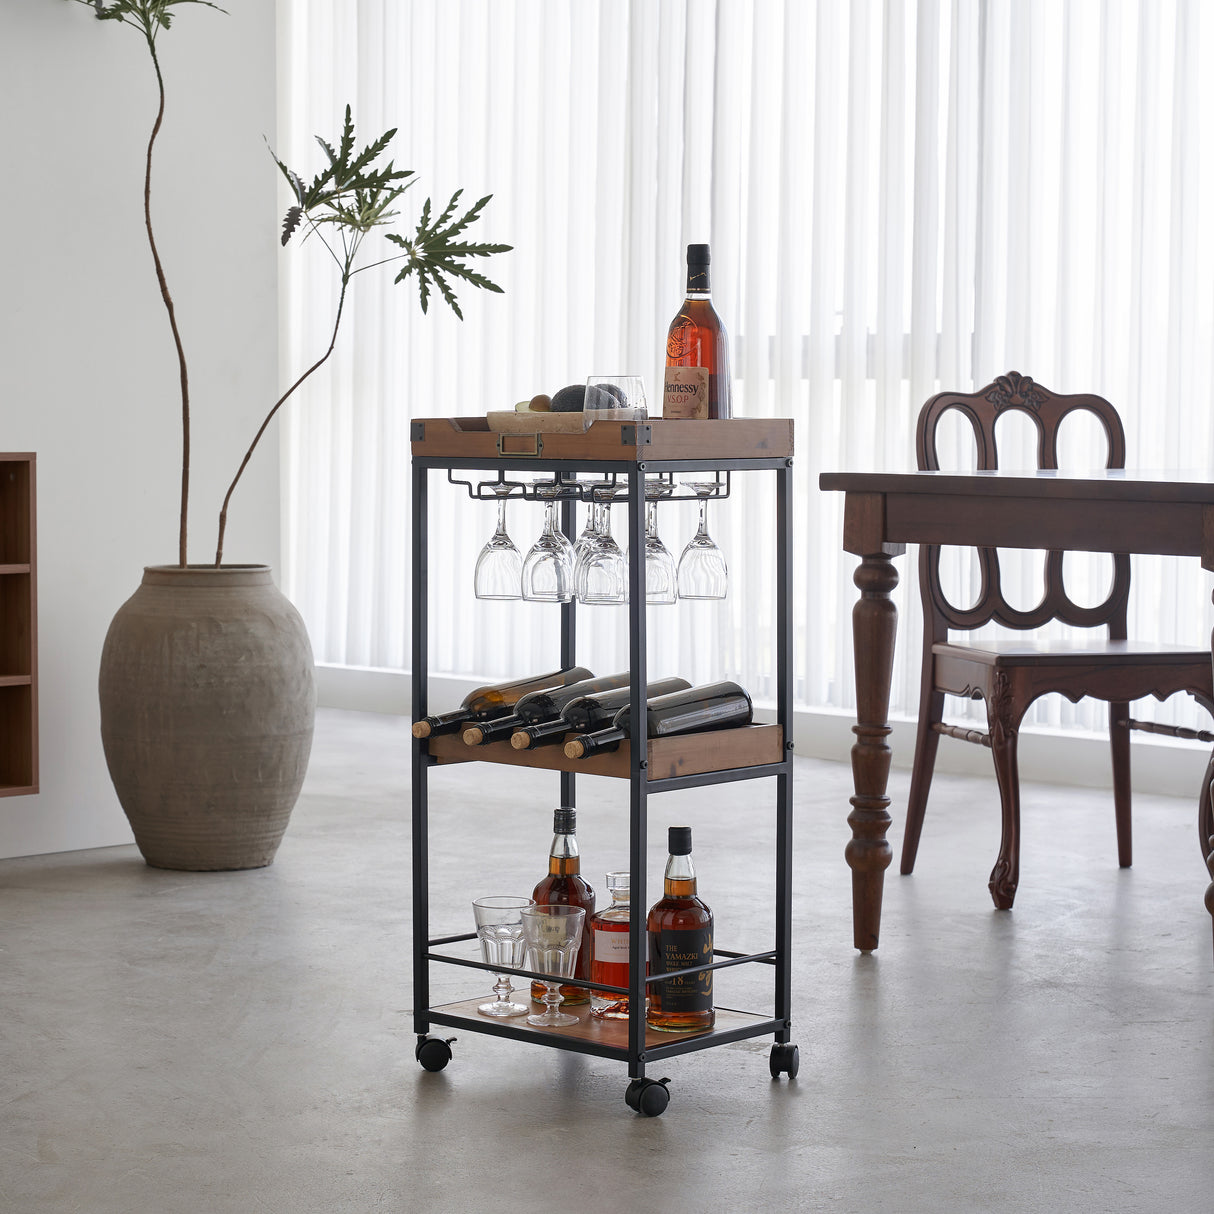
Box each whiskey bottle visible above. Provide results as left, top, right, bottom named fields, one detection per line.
left=531, top=808, right=596, bottom=1004
left=662, top=243, right=732, bottom=420
left=563, top=680, right=752, bottom=759
left=462, top=671, right=632, bottom=746
left=510, top=677, right=692, bottom=750
left=410, top=666, right=592, bottom=739
left=589, top=871, right=645, bottom=1020
left=646, top=826, right=714, bottom=1033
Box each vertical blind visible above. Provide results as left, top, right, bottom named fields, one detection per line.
left=280, top=0, right=1214, bottom=732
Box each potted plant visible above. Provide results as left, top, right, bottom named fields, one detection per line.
left=72, top=0, right=510, bottom=869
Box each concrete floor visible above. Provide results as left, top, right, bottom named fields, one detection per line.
left=2, top=707, right=1212, bottom=1213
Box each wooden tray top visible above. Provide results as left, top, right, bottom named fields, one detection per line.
left=411, top=416, right=794, bottom=463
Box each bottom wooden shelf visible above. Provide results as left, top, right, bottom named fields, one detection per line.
left=426, top=996, right=779, bottom=1061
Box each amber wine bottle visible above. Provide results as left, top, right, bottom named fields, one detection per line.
left=563, top=680, right=752, bottom=759
left=510, top=677, right=692, bottom=750
left=462, top=671, right=632, bottom=746
left=647, top=826, right=714, bottom=1033
left=410, top=667, right=592, bottom=739
left=531, top=808, right=596, bottom=1004
left=662, top=243, right=732, bottom=420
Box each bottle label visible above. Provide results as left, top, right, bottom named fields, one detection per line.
left=593, top=927, right=631, bottom=963
left=648, top=927, right=713, bottom=1012
left=663, top=366, right=710, bottom=419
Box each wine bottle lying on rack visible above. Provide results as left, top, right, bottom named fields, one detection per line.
left=563, top=680, right=753, bottom=759
left=411, top=666, right=593, bottom=739
left=461, top=671, right=633, bottom=746
left=511, top=677, right=692, bottom=750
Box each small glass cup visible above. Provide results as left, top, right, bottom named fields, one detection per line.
left=585, top=375, right=648, bottom=422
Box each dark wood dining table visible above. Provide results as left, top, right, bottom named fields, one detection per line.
left=818, top=466, right=1214, bottom=955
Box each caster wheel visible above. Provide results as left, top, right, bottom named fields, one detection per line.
left=415, top=1036, right=454, bottom=1072
left=625, top=1076, right=671, bottom=1117
left=769, top=1042, right=800, bottom=1079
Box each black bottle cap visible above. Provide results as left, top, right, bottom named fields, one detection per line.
left=668, top=825, right=693, bottom=855
left=554, top=807, right=576, bottom=834
left=686, top=243, right=710, bottom=266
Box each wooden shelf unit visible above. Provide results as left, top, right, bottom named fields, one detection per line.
left=0, top=454, right=37, bottom=796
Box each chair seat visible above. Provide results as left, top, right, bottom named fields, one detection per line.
left=932, top=638, right=1213, bottom=668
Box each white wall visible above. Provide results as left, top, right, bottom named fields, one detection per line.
left=0, top=1, right=280, bottom=858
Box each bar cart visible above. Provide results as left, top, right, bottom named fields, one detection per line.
left=410, top=416, right=796, bottom=1116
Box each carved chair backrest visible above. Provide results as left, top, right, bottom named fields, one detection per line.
left=916, top=372, right=1130, bottom=638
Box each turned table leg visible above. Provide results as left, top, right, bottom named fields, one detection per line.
left=847, top=552, right=900, bottom=951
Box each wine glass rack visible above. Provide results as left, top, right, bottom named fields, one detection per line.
left=410, top=416, right=797, bottom=1115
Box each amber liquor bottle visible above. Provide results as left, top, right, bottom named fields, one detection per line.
left=531, top=808, right=596, bottom=1004
left=662, top=243, right=732, bottom=420
left=646, top=826, right=715, bottom=1033
left=410, top=666, right=592, bottom=739
left=589, top=872, right=645, bottom=1020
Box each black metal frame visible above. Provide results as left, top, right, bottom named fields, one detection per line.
left=411, top=443, right=794, bottom=1082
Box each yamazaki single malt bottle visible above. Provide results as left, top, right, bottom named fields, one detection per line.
left=461, top=671, right=632, bottom=746
left=410, top=667, right=592, bottom=739
left=647, top=826, right=715, bottom=1033
left=662, top=243, right=733, bottom=420
left=531, top=808, right=596, bottom=1005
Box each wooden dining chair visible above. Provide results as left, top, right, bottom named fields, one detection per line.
left=901, top=371, right=1214, bottom=909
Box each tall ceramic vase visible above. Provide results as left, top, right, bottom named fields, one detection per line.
left=98, top=565, right=316, bottom=871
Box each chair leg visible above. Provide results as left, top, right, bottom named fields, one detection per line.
left=986, top=679, right=1023, bottom=910
left=1198, top=747, right=1214, bottom=862
left=902, top=689, right=945, bottom=875
left=1108, top=700, right=1132, bottom=868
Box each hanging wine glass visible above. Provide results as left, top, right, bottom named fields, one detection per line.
left=676, top=481, right=729, bottom=599
left=643, top=479, right=678, bottom=605
left=576, top=485, right=627, bottom=605
left=522, top=482, right=576, bottom=602
left=473, top=484, right=523, bottom=600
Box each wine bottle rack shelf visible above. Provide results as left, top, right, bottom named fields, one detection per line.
left=428, top=723, right=784, bottom=784
left=410, top=419, right=796, bottom=1114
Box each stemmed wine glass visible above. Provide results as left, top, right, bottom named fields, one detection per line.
left=473, top=484, right=523, bottom=600
left=677, top=481, right=729, bottom=599
left=522, top=482, right=576, bottom=602
left=521, top=904, right=586, bottom=1028
left=644, top=479, right=678, bottom=605
left=472, top=896, right=534, bottom=1018
left=575, top=485, right=627, bottom=605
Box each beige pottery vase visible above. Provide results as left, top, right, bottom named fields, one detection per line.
left=98, top=565, right=316, bottom=870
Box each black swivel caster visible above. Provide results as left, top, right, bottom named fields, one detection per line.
left=415, top=1035, right=455, bottom=1072
left=625, top=1076, right=671, bottom=1117
left=769, top=1042, right=800, bottom=1079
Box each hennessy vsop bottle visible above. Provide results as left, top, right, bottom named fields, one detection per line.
left=647, top=826, right=715, bottom=1033
left=662, top=243, right=733, bottom=419
left=531, top=808, right=596, bottom=1004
